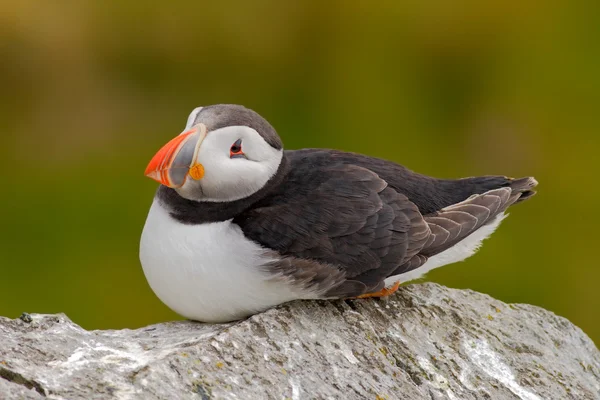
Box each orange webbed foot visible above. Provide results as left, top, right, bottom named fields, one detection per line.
left=355, top=281, right=401, bottom=299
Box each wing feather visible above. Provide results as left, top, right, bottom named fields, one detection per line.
left=422, top=188, right=514, bottom=256
left=236, top=163, right=429, bottom=296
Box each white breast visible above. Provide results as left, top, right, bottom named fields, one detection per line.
left=139, top=200, right=302, bottom=322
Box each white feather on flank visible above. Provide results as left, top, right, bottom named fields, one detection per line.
left=184, top=107, right=203, bottom=131
left=384, top=213, right=507, bottom=286
left=140, top=200, right=306, bottom=323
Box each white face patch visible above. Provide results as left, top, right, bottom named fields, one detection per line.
left=176, top=125, right=283, bottom=202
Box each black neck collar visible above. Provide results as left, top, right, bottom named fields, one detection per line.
left=156, top=154, right=289, bottom=224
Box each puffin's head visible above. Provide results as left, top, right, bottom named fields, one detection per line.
left=145, top=105, right=283, bottom=202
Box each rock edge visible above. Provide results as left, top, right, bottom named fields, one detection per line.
left=1, top=283, right=599, bottom=399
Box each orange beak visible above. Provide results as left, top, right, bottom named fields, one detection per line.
left=144, top=124, right=207, bottom=188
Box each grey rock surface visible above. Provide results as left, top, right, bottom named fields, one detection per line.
left=0, top=283, right=599, bottom=400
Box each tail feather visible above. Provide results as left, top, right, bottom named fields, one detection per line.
left=507, top=176, right=538, bottom=204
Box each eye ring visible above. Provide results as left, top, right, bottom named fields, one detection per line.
left=230, top=139, right=244, bottom=158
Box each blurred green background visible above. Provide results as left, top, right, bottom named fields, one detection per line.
left=1, top=2, right=598, bottom=344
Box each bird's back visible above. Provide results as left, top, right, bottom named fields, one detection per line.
left=284, top=149, right=535, bottom=215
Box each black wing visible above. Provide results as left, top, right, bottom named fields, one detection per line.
left=234, top=163, right=430, bottom=296
left=233, top=150, right=536, bottom=297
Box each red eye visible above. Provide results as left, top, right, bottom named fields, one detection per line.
left=230, top=139, right=244, bottom=158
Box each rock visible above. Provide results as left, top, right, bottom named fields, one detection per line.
left=0, top=283, right=599, bottom=400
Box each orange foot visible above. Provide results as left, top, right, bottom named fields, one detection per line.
left=356, top=281, right=401, bottom=299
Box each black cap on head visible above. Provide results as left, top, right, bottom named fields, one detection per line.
left=194, top=104, right=283, bottom=150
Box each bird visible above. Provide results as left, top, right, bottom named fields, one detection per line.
left=140, top=104, right=537, bottom=323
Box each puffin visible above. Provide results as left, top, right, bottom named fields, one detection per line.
left=140, top=104, right=537, bottom=323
